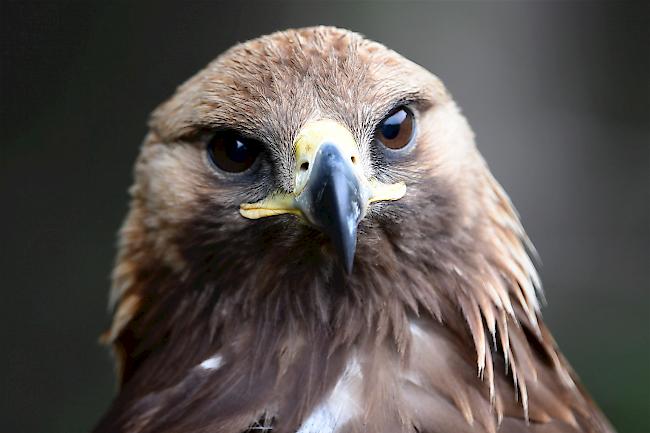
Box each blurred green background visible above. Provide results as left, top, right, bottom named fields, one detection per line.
left=1, top=1, right=648, bottom=432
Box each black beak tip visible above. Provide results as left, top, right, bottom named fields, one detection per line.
left=345, top=258, right=354, bottom=275
left=341, top=245, right=355, bottom=275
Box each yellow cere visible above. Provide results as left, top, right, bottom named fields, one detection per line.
left=293, top=119, right=360, bottom=191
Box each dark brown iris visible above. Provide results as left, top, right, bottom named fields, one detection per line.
left=375, top=107, right=415, bottom=150
left=207, top=131, right=261, bottom=173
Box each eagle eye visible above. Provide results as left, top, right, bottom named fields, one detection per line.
left=375, top=106, right=415, bottom=150
left=207, top=131, right=261, bottom=173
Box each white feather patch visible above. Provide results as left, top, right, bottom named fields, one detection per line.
left=199, top=354, right=224, bottom=370
left=297, top=357, right=362, bottom=433
left=409, top=321, right=427, bottom=340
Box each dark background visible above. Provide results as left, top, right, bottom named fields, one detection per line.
left=1, top=1, right=648, bottom=432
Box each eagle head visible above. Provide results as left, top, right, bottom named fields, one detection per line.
left=98, top=27, right=613, bottom=433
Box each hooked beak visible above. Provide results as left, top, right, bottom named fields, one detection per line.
left=240, top=119, right=406, bottom=273
left=295, top=142, right=363, bottom=273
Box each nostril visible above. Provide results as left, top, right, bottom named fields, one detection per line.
left=300, top=162, right=309, bottom=171
left=351, top=156, right=357, bottom=164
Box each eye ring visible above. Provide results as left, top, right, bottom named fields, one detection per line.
left=374, top=106, right=416, bottom=151
left=206, top=131, right=262, bottom=174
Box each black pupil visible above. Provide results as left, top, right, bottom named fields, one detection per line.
left=380, top=109, right=406, bottom=139
left=226, top=138, right=250, bottom=163
left=208, top=131, right=261, bottom=173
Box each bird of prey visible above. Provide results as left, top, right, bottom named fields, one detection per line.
left=94, top=27, right=615, bottom=433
